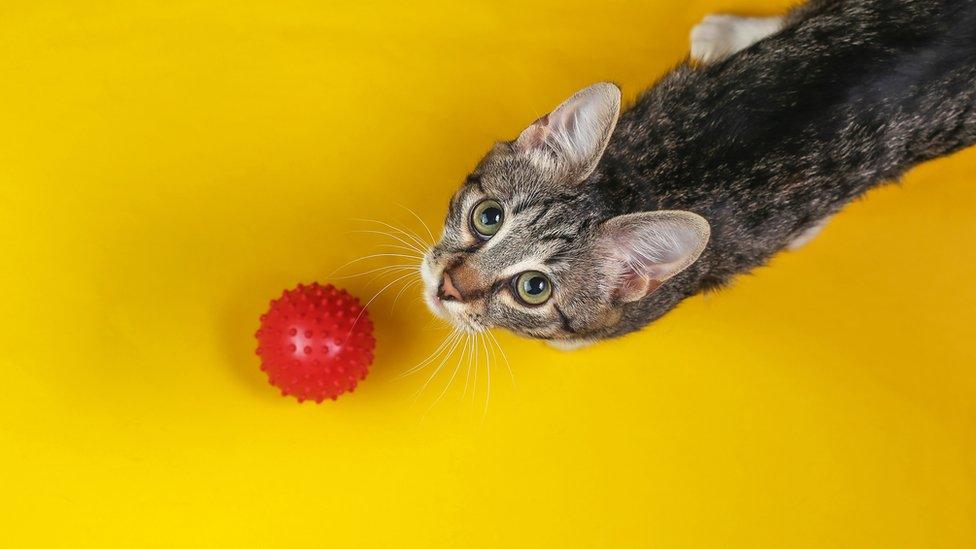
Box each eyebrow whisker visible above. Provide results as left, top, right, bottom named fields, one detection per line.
left=396, top=203, right=437, bottom=244
left=329, top=253, right=421, bottom=276
left=354, top=218, right=432, bottom=252
left=350, top=229, right=427, bottom=255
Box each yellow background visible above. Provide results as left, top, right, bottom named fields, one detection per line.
left=2, top=1, right=974, bottom=546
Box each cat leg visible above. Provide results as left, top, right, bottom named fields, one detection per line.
left=690, top=14, right=785, bottom=64
left=690, top=0, right=838, bottom=64
left=786, top=215, right=833, bottom=251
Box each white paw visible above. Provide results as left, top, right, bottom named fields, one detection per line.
left=690, top=14, right=784, bottom=64
left=786, top=215, right=833, bottom=251
left=547, top=339, right=593, bottom=352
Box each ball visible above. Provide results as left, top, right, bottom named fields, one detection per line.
left=255, top=283, right=375, bottom=403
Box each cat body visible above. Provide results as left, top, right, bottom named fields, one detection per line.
left=422, top=0, right=976, bottom=346
left=597, top=0, right=976, bottom=339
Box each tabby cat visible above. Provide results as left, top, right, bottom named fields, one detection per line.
left=420, top=0, right=976, bottom=349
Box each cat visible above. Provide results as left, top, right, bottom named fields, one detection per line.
left=419, top=0, right=976, bottom=349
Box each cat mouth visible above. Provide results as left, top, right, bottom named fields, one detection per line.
left=423, top=288, right=486, bottom=333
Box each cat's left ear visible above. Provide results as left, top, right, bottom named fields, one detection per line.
left=514, top=82, right=621, bottom=182
left=598, top=211, right=711, bottom=303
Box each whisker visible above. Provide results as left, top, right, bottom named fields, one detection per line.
left=390, top=277, right=422, bottom=314
left=350, top=229, right=427, bottom=255
left=376, top=243, right=426, bottom=256
left=363, top=265, right=419, bottom=289
left=396, top=203, right=436, bottom=244
left=461, top=334, right=475, bottom=400
left=467, top=332, right=479, bottom=407
left=487, top=330, right=516, bottom=389
left=343, top=270, right=417, bottom=343
left=413, top=332, right=466, bottom=401
left=329, top=253, right=421, bottom=277
left=380, top=216, right=434, bottom=250
left=482, top=336, right=492, bottom=421
left=484, top=332, right=497, bottom=413
left=426, top=334, right=471, bottom=413
left=478, top=332, right=492, bottom=407
left=423, top=314, right=448, bottom=330
left=331, top=264, right=418, bottom=281
left=394, top=222, right=432, bottom=250
left=354, top=219, right=431, bottom=253
left=397, top=328, right=460, bottom=379
left=468, top=333, right=482, bottom=403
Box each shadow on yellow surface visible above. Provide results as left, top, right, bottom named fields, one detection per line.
left=1, top=1, right=974, bottom=547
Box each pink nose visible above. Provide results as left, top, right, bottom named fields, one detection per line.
left=439, top=271, right=463, bottom=301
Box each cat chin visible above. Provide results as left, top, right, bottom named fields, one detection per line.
left=546, top=339, right=594, bottom=352
left=423, top=291, right=486, bottom=333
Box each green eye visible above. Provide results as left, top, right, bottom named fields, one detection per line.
left=471, top=199, right=504, bottom=238
left=514, top=271, right=552, bottom=306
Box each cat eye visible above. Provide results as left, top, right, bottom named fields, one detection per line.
left=471, top=199, right=504, bottom=238
left=513, top=271, right=552, bottom=306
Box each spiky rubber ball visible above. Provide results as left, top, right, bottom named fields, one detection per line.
left=255, top=283, right=375, bottom=403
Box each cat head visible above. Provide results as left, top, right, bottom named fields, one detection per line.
left=421, top=83, right=710, bottom=342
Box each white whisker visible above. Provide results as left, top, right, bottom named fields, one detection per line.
left=487, top=330, right=516, bottom=389
left=331, top=264, right=418, bottom=281
left=472, top=334, right=481, bottom=405
left=471, top=332, right=486, bottom=409
left=423, top=315, right=449, bottom=330
left=397, top=203, right=436, bottom=244
left=397, top=328, right=460, bottom=379
left=376, top=243, right=426, bottom=256
left=343, top=270, right=416, bottom=343
left=363, top=265, right=419, bottom=288
left=354, top=218, right=431, bottom=253
left=482, top=336, right=492, bottom=421
left=426, top=334, right=471, bottom=413
left=387, top=218, right=433, bottom=250
left=413, top=332, right=466, bottom=401
left=329, top=253, right=421, bottom=277
left=351, top=229, right=427, bottom=255
left=390, top=277, right=422, bottom=314
left=461, top=333, right=475, bottom=400
left=479, top=332, right=492, bottom=407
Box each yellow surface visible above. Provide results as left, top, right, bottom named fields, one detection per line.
left=2, top=1, right=975, bottom=547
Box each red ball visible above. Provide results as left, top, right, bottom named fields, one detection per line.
left=255, top=283, right=375, bottom=403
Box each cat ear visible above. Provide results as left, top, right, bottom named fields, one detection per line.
left=598, top=211, right=711, bottom=303
left=514, top=82, right=621, bottom=182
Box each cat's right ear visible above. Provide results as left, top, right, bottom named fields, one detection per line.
left=513, top=82, right=621, bottom=182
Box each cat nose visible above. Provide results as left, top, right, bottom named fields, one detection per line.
left=439, top=263, right=482, bottom=302
left=439, top=271, right=463, bottom=301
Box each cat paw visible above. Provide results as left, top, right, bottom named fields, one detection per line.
left=547, top=339, right=593, bottom=352
left=690, top=14, right=784, bottom=64
left=786, top=215, right=833, bottom=250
